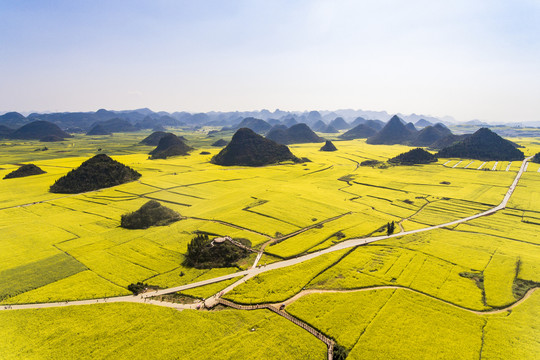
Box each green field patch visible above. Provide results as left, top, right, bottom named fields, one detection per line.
left=3, top=270, right=129, bottom=304
left=0, top=253, right=87, bottom=301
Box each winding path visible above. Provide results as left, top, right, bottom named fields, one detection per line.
left=0, top=156, right=533, bottom=312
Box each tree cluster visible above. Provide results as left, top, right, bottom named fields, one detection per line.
left=184, top=234, right=248, bottom=269
left=388, top=148, right=438, bottom=165
left=120, top=200, right=181, bottom=229
left=386, top=221, right=396, bottom=235
left=50, top=154, right=141, bottom=193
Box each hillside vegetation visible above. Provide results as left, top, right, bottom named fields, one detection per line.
left=437, top=128, right=524, bottom=160
left=50, top=154, right=141, bottom=193
left=3, top=164, right=46, bottom=179
left=388, top=148, right=438, bottom=165
left=212, top=128, right=300, bottom=166
left=120, top=200, right=181, bottom=229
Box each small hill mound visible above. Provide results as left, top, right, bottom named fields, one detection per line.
left=366, top=115, right=413, bottom=145
left=90, top=118, right=136, bottom=133
left=409, top=126, right=449, bottom=147
left=234, top=117, right=271, bottom=133
left=86, top=124, right=112, bottom=135
left=437, top=128, right=524, bottom=161
left=50, top=154, right=141, bottom=193
left=40, top=135, right=65, bottom=142
left=212, top=128, right=300, bottom=166
left=320, top=124, right=338, bottom=133
left=140, top=131, right=173, bottom=146
left=415, top=119, right=433, bottom=128
left=329, top=117, right=350, bottom=130
left=320, top=140, right=337, bottom=152
left=0, top=125, right=14, bottom=138
left=149, top=133, right=193, bottom=159
left=3, top=164, right=46, bottom=179
left=389, top=148, right=438, bottom=165
left=211, top=139, right=228, bottom=147
left=10, top=121, right=72, bottom=140
left=120, top=200, right=181, bottom=229
left=339, top=124, right=377, bottom=140
left=266, top=123, right=323, bottom=144
left=311, top=120, right=327, bottom=132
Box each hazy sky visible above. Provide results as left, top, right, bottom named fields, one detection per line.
left=1, top=0, right=539, bottom=122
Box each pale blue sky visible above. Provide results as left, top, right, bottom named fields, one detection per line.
left=1, top=0, right=539, bottom=122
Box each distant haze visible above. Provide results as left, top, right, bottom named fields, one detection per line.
left=1, top=1, right=539, bottom=123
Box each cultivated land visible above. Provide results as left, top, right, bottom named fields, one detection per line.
left=1, top=130, right=539, bottom=359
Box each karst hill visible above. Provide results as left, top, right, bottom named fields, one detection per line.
left=3, top=164, right=46, bottom=179
left=389, top=148, right=438, bottom=165
left=366, top=115, right=413, bottom=145
left=149, top=133, right=193, bottom=159
left=320, top=140, right=338, bottom=152
left=437, top=128, right=525, bottom=161
left=50, top=154, right=141, bottom=193
left=266, top=123, right=323, bottom=145
left=140, top=131, right=175, bottom=146
left=9, top=121, right=72, bottom=141
left=212, top=128, right=300, bottom=166
left=121, top=200, right=181, bottom=229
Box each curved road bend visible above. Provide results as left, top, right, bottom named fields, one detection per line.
left=1, top=156, right=532, bottom=311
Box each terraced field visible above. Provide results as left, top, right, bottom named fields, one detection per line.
left=1, top=131, right=539, bottom=359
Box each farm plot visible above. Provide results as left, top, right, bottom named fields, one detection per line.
left=454, top=209, right=540, bottom=246
left=347, top=289, right=484, bottom=360
left=483, top=252, right=518, bottom=307
left=483, top=289, right=540, bottom=360
left=507, top=173, right=540, bottom=211
left=3, top=270, right=129, bottom=304
left=266, top=211, right=394, bottom=258
left=0, top=303, right=326, bottom=360
left=408, top=198, right=492, bottom=226
left=308, top=244, right=486, bottom=310
left=0, top=253, right=87, bottom=301
left=286, top=289, right=395, bottom=350
left=224, top=249, right=348, bottom=304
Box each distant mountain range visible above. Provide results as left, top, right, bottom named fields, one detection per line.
left=0, top=108, right=456, bottom=134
